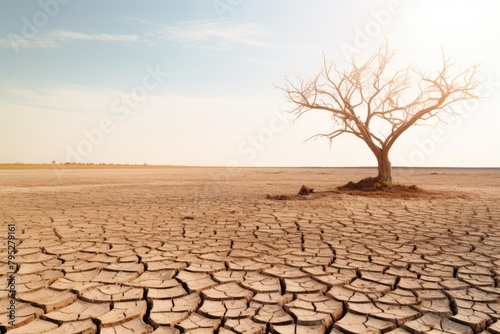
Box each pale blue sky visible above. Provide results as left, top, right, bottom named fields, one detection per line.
left=1, top=0, right=499, bottom=167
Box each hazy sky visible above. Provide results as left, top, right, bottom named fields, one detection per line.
left=1, top=0, right=499, bottom=167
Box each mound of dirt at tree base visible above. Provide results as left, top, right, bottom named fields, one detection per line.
left=265, top=177, right=469, bottom=200
left=338, top=176, right=419, bottom=191
left=337, top=176, right=442, bottom=198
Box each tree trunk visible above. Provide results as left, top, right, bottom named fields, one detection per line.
left=377, top=152, right=392, bottom=182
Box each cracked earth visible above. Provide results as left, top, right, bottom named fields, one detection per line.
left=0, top=167, right=499, bottom=334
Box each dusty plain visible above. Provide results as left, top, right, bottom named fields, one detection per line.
left=0, top=166, right=499, bottom=334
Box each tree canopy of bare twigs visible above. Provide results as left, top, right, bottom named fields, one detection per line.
left=282, top=42, right=481, bottom=183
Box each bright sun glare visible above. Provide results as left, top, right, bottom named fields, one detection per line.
left=427, top=0, right=486, bottom=30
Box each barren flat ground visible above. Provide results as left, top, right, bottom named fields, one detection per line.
left=1, top=167, right=499, bottom=334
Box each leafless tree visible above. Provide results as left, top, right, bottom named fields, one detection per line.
left=282, top=42, right=481, bottom=183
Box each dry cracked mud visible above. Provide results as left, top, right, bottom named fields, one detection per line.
left=0, top=167, right=499, bottom=334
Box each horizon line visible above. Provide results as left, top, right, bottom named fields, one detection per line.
left=1, top=163, right=500, bottom=170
